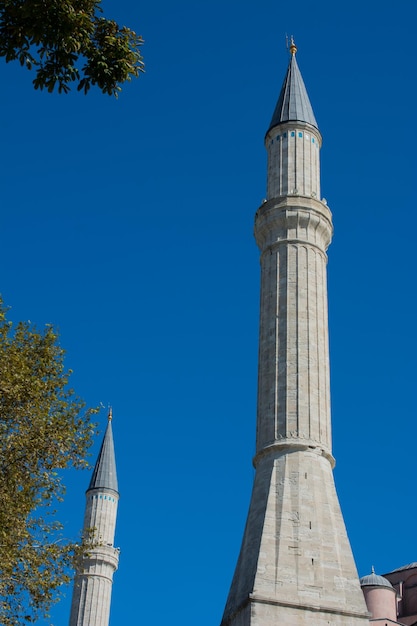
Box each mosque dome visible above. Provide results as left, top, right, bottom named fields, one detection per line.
left=360, top=568, right=394, bottom=589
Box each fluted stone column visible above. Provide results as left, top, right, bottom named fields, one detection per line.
left=255, top=196, right=332, bottom=456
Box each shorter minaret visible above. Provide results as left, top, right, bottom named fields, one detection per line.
left=69, top=410, right=120, bottom=626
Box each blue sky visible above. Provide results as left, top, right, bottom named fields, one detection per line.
left=0, top=0, right=416, bottom=624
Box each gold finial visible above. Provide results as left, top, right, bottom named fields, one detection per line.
left=108, top=406, right=113, bottom=421
left=289, top=36, right=297, bottom=56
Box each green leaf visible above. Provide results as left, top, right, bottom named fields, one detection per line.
left=0, top=296, right=98, bottom=624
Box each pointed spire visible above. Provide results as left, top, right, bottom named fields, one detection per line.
left=88, top=409, right=118, bottom=494
left=267, top=39, right=318, bottom=133
left=289, top=35, right=297, bottom=56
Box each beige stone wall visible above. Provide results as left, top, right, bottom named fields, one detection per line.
left=69, top=550, right=118, bottom=626
left=69, top=489, right=119, bottom=626
left=254, top=196, right=333, bottom=456
left=222, top=450, right=369, bottom=625
left=250, top=596, right=370, bottom=625
left=84, top=489, right=119, bottom=546
left=266, top=122, right=321, bottom=200
left=221, top=196, right=369, bottom=625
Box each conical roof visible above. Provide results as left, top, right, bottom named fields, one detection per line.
left=88, top=413, right=118, bottom=494
left=267, top=42, right=318, bottom=133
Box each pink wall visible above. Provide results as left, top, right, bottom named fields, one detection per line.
left=362, top=586, right=397, bottom=622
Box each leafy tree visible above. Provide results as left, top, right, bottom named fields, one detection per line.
left=0, top=299, right=97, bottom=625
left=0, top=0, right=144, bottom=95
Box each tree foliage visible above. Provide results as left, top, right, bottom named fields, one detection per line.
left=0, top=0, right=144, bottom=95
left=0, top=299, right=97, bottom=625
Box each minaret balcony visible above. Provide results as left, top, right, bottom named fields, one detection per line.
left=254, top=196, right=333, bottom=254
left=81, top=544, right=120, bottom=573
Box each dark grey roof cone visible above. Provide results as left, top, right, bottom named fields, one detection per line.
left=88, top=409, right=118, bottom=494
left=267, top=39, right=318, bottom=133
left=360, top=567, right=394, bottom=589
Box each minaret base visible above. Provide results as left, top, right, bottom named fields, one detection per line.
left=221, top=449, right=370, bottom=626
left=225, top=597, right=370, bottom=626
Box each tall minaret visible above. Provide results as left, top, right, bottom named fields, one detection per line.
left=221, top=41, right=370, bottom=626
left=69, top=410, right=119, bottom=626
